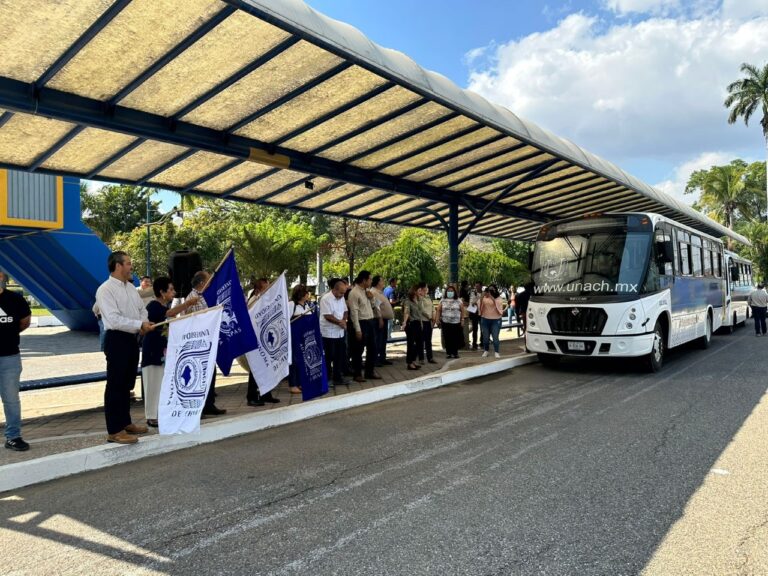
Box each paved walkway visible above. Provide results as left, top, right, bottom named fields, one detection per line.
left=2, top=325, right=527, bottom=466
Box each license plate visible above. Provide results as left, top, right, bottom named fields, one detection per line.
left=567, top=341, right=586, bottom=351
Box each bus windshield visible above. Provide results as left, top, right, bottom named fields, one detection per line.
left=532, top=216, right=653, bottom=296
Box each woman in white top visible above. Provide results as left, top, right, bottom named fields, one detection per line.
left=288, top=285, right=311, bottom=394
left=436, top=284, right=465, bottom=358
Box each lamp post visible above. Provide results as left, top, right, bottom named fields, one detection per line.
left=146, top=193, right=151, bottom=277
left=144, top=202, right=180, bottom=278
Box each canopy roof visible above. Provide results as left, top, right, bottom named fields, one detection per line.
left=0, top=0, right=749, bottom=244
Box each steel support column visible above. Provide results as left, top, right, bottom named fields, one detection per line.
left=448, top=202, right=460, bottom=284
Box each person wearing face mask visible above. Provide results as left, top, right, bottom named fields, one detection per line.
left=0, top=270, right=32, bottom=451
left=479, top=284, right=507, bottom=358
left=436, top=284, right=465, bottom=359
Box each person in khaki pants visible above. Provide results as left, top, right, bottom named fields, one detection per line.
left=371, top=275, right=394, bottom=366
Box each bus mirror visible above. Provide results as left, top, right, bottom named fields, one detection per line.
left=656, top=241, right=674, bottom=264
left=730, top=266, right=739, bottom=281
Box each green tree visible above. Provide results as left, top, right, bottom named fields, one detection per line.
left=328, top=218, right=393, bottom=280
left=363, top=233, right=442, bottom=290
left=685, top=162, right=754, bottom=238
left=725, top=62, right=768, bottom=215
left=81, top=184, right=161, bottom=243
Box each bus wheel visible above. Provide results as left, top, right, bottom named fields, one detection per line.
left=645, top=322, right=664, bottom=373
left=537, top=353, right=560, bottom=367
left=698, top=314, right=712, bottom=349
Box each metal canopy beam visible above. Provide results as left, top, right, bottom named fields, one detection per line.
left=86, top=137, right=145, bottom=179
left=0, top=111, right=13, bottom=129
left=34, top=0, right=132, bottom=89
left=180, top=158, right=244, bottom=194
left=109, top=6, right=237, bottom=106
left=172, top=35, right=301, bottom=120
left=0, top=77, right=544, bottom=223
left=29, top=125, right=85, bottom=171
left=458, top=159, right=559, bottom=243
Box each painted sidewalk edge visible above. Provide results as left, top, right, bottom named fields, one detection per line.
left=0, top=354, right=538, bottom=493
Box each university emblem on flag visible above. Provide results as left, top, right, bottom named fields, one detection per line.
left=303, top=331, right=323, bottom=371
left=260, top=310, right=288, bottom=355
left=219, top=296, right=239, bottom=337
left=173, top=341, right=212, bottom=408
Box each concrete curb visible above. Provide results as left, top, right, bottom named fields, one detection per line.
left=0, top=354, right=538, bottom=493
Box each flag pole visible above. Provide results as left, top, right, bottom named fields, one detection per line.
left=152, top=304, right=224, bottom=328
left=199, top=246, right=234, bottom=294
left=247, top=269, right=289, bottom=310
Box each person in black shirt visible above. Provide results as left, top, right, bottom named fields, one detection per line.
left=0, top=270, right=32, bottom=451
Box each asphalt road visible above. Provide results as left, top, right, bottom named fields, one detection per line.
left=3, top=323, right=767, bottom=576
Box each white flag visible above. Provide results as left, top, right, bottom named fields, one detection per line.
left=245, top=273, right=291, bottom=395
left=158, top=306, right=223, bottom=435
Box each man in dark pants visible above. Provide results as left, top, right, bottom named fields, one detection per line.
left=320, top=279, right=352, bottom=386
left=748, top=283, right=768, bottom=336
left=95, top=251, right=153, bottom=444
left=347, top=271, right=381, bottom=383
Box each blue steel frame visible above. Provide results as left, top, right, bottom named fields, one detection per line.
left=0, top=0, right=718, bottom=248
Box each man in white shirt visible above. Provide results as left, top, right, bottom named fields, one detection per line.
left=95, top=251, right=154, bottom=444
left=320, top=278, right=351, bottom=387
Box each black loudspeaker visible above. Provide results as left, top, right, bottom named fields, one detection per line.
left=168, top=250, right=202, bottom=297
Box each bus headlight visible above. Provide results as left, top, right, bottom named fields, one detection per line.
left=528, top=312, right=534, bottom=319
left=629, top=313, right=636, bottom=320
left=530, top=320, right=536, bottom=327
left=626, top=322, right=633, bottom=329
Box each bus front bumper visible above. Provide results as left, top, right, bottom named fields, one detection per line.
left=526, top=332, right=655, bottom=358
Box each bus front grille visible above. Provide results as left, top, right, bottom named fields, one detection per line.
left=547, top=307, right=608, bottom=336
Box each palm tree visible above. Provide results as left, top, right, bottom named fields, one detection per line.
left=724, top=62, right=768, bottom=219
left=686, top=164, right=752, bottom=225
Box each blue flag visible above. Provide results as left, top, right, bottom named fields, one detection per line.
left=290, top=310, right=328, bottom=401
left=202, top=251, right=257, bottom=376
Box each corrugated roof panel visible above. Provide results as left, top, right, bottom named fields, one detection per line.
left=0, top=113, right=76, bottom=166
left=0, top=0, right=112, bottom=84
left=297, top=183, right=366, bottom=209
left=367, top=199, right=428, bottom=220
left=236, top=65, right=388, bottom=142
left=405, top=138, right=522, bottom=183
left=428, top=146, right=547, bottom=188
left=43, top=128, right=137, bottom=174
left=181, top=40, right=342, bottom=129
left=511, top=172, right=605, bottom=200
left=316, top=189, right=386, bottom=213
left=318, top=101, right=452, bottom=162
left=281, top=86, right=421, bottom=152
left=519, top=182, right=625, bottom=212
left=231, top=170, right=307, bottom=200
left=352, top=115, right=478, bottom=170
left=149, top=151, right=235, bottom=188
left=267, top=176, right=339, bottom=205
left=347, top=195, right=402, bottom=217
left=99, top=140, right=189, bottom=181
left=47, top=0, right=223, bottom=101
left=456, top=154, right=558, bottom=193
left=121, top=11, right=291, bottom=117
left=197, top=162, right=273, bottom=194
left=381, top=127, right=501, bottom=177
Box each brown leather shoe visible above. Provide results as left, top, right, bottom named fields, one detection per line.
left=107, top=431, right=138, bottom=444
left=125, top=423, right=148, bottom=435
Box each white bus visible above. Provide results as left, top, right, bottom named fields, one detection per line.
left=720, top=250, right=753, bottom=332
left=526, top=213, right=727, bottom=371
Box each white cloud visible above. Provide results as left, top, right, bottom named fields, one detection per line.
left=721, top=0, right=768, bottom=20
left=653, top=151, right=735, bottom=205
left=602, top=0, right=680, bottom=16
left=466, top=9, right=768, bottom=170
